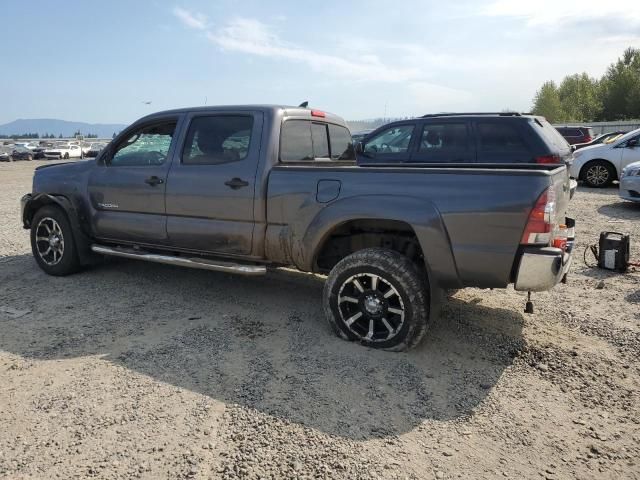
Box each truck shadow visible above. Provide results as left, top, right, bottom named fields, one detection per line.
left=0, top=255, right=524, bottom=440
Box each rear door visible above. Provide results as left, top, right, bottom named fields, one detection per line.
left=88, top=117, right=181, bottom=244
left=164, top=111, right=264, bottom=255
left=409, top=120, right=474, bottom=163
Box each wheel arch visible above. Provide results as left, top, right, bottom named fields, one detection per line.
left=24, top=193, right=96, bottom=266
left=302, top=194, right=462, bottom=290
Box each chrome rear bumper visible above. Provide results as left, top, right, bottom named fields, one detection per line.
left=514, top=217, right=575, bottom=292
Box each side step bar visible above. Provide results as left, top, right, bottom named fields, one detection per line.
left=91, top=244, right=267, bottom=276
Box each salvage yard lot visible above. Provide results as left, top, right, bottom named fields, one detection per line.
left=1, top=161, right=639, bottom=479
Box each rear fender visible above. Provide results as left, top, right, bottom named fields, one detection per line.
left=300, top=194, right=462, bottom=289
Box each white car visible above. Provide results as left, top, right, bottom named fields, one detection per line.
left=44, top=144, right=83, bottom=160
left=620, top=161, right=640, bottom=203
left=569, top=128, right=640, bottom=187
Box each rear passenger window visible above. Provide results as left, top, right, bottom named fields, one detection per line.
left=182, top=115, right=253, bottom=165
left=281, top=120, right=355, bottom=162
left=477, top=123, right=527, bottom=151
left=418, top=123, right=467, bottom=152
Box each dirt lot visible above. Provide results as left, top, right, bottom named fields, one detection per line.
left=1, top=160, right=639, bottom=480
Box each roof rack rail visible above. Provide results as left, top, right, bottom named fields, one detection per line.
left=421, top=112, right=523, bottom=118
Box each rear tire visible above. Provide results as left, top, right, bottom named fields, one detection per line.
left=30, top=205, right=81, bottom=276
left=64, top=153, right=70, bottom=159
left=27, top=154, right=33, bottom=161
left=323, top=248, right=430, bottom=351
left=582, top=160, right=615, bottom=188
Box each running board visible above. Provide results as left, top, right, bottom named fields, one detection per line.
left=91, top=244, right=267, bottom=276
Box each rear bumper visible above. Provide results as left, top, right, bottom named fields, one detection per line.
left=514, top=217, right=575, bottom=292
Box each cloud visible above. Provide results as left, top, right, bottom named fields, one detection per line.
left=482, top=0, right=640, bottom=27
left=173, top=7, right=207, bottom=30
left=206, top=17, right=422, bottom=83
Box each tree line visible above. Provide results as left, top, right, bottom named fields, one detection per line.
left=531, top=47, right=640, bottom=123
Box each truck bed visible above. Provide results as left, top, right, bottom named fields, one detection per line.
left=265, top=162, right=571, bottom=290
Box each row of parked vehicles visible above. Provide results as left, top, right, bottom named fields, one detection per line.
left=0, top=141, right=107, bottom=162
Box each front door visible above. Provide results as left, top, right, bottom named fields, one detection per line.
left=87, top=117, right=180, bottom=244
left=619, top=133, right=640, bottom=171
left=164, top=112, right=263, bottom=255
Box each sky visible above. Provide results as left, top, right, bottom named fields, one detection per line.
left=2, top=0, right=640, bottom=125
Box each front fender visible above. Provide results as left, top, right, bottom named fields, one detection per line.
left=21, top=193, right=97, bottom=266
left=297, top=194, right=462, bottom=289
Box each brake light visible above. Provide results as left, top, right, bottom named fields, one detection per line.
left=311, top=110, right=325, bottom=118
left=521, top=188, right=556, bottom=245
left=583, top=136, right=592, bottom=142
left=535, top=154, right=561, bottom=164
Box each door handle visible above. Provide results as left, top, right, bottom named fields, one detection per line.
left=145, top=176, right=164, bottom=186
left=225, top=177, right=249, bottom=190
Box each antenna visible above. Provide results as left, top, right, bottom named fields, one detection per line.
left=298, top=101, right=309, bottom=108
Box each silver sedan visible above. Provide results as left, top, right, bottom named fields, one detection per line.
left=620, top=161, right=640, bottom=203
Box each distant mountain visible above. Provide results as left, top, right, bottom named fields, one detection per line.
left=0, top=119, right=128, bottom=138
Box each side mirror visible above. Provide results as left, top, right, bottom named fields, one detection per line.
left=627, top=139, right=638, bottom=148
left=355, top=141, right=364, bottom=154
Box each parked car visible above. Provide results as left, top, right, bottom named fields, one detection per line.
left=44, top=144, right=82, bottom=159
left=555, top=126, right=595, bottom=145
left=10, top=146, right=34, bottom=161
left=21, top=105, right=575, bottom=351
left=30, top=146, right=47, bottom=159
left=573, top=131, right=626, bottom=150
left=355, top=112, right=574, bottom=166
left=0, top=146, right=12, bottom=162
left=85, top=143, right=107, bottom=158
left=619, top=161, right=640, bottom=202
left=569, top=128, right=640, bottom=187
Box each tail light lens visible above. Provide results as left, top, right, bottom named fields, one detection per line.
left=521, top=188, right=556, bottom=245
left=535, top=154, right=561, bottom=164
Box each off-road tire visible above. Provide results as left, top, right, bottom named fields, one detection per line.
left=30, top=205, right=81, bottom=276
left=323, top=248, right=430, bottom=351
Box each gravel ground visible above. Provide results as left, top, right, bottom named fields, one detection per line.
left=1, top=160, right=639, bottom=480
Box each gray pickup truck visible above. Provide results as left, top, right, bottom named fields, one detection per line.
left=21, top=105, right=575, bottom=351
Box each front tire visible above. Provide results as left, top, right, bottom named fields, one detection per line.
left=64, top=153, right=70, bottom=159
left=323, top=248, right=430, bottom=351
left=30, top=205, right=80, bottom=276
left=582, top=160, right=615, bottom=188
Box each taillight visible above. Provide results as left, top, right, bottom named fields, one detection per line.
left=521, top=188, right=556, bottom=245
left=583, top=136, right=592, bottom=143
left=535, top=154, right=561, bottom=164
left=311, top=110, right=325, bottom=118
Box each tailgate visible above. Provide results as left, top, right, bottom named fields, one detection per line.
left=549, top=166, right=572, bottom=227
